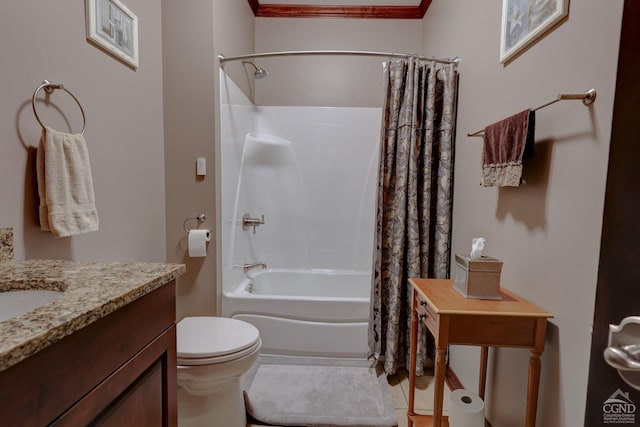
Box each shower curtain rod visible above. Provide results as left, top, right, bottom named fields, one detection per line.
left=218, top=50, right=459, bottom=66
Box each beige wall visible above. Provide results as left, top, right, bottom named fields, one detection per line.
left=162, top=0, right=254, bottom=320
left=254, top=18, right=424, bottom=107
left=421, top=1, right=623, bottom=426
left=0, top=0, right=166, bottom=262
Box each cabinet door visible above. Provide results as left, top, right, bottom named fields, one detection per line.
left=93, top=361, right=164, bottom=427
left=52, top=326, right=176, bottom=427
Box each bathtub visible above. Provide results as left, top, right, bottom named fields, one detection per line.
left=222, top=269, right=371, bottom=359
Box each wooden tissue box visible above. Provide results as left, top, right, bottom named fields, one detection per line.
left=453, top=253, right=503, bottom=300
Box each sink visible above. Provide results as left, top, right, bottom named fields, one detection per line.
left=0, top=290, right=63, bottom=322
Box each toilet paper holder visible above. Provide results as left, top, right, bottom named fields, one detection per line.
left=183, top=214, right=206, bottom=233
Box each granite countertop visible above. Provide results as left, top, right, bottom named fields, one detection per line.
left=0, top=259, right=185, bottom=372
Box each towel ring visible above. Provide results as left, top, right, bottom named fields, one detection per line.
left=32, top=80, right=86, bottom=135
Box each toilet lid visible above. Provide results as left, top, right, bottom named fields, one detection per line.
left=177, top=316, right=260, bottom=359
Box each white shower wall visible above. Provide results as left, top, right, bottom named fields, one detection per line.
left=220, top=72, right=381, bottom=293
left=220, top=74, right=255, bottom=290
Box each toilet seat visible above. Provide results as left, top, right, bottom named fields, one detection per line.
left=178, top=339, right=262, bottom=366
left=177, top=316, right=261, bottom=366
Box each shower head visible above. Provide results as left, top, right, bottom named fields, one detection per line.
left=242, top=60, right=269, bottom=79
left=254, top=67, right=269, bottom=79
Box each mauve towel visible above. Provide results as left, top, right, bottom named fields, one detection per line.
left=481, top=109, right=535, bottom=187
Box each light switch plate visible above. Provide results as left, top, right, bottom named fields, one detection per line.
left=196, top=156, right=206, bottom=176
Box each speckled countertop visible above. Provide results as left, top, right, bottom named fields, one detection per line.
left=0, top=259, right=185, bottom=372
left=0, top=228, right=13, bottom=262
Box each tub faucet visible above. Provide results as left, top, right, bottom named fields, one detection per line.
left=243, top=262, right=267, bottom=273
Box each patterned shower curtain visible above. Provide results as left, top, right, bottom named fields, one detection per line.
left=368, top=58, right=458, bottom=376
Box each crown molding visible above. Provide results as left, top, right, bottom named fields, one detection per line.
left=248, top=0, right=431, bottom=19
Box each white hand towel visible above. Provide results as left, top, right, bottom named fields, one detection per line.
left=36, top=127, right=99, bottom=237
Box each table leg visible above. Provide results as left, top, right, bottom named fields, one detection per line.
left=433, top=345, right=447, bottom=427
left=525, top=349, right=542, bottom=427
left=408, top=290, right=418, bottom=427
left=479, top=346, right=488, bottom=400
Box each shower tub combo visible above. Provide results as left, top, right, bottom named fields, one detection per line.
left=220, top=72, right=380, bottom=360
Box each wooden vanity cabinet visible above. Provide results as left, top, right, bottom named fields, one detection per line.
left=0, top=280, right=177, bottom=427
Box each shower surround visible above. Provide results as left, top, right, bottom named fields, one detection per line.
left=220, top=72, right=380, bottom=359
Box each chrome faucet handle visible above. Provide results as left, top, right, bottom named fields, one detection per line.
left=242, top=213, right=265, bottom=234
left=252, top=215, right=264, bottom=234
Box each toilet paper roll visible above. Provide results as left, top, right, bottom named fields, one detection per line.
left=188, top=229, right=211, bottom=257
left=449, top=389, right=485, bottom=427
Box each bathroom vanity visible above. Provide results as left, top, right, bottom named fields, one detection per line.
left=0, top=257, right=185, bottom=426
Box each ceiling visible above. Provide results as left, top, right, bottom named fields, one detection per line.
left=247, top=0, right=432, bottom=19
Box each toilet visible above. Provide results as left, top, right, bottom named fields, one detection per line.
left=176, top=316, right=261, bottom=427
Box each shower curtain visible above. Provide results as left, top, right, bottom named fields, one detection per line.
left=369, top=58, right=458, bottom=376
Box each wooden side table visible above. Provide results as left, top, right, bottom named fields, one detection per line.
left=407, top=279, right=552, bottom=427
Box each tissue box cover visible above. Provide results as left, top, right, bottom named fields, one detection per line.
left=453, top=254, right=503, bottom=300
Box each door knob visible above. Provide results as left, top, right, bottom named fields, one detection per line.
left=604, top=345, right=640, bottom=371
left=604, top=316, right=640, bottom=390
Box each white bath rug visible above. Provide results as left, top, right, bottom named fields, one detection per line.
left=244, top=358, right=397, bottom=426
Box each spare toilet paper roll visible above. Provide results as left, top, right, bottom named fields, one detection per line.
left=188, top=229, right=211, bottom=257
left=449, top=389, right=485, bottom=427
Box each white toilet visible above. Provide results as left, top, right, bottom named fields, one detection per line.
left=176, top=316, right=261, bottom=427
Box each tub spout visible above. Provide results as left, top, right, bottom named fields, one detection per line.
left=243, top=262, right=267, bottom=273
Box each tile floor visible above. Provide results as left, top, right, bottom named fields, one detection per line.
left=388, top=368, right=451, bottom=427
left=248, top=367, right=450, bottom=427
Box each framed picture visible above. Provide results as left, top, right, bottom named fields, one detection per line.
left=85, top=0, right=139, bottom=68
left=500, top=0, right=568, bottom=63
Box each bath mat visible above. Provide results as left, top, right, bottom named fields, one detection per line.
left=244, top=358, right=397, bottom=426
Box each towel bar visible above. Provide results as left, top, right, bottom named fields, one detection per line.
left=467, top=89, right=596, bottom=137
left=32, top=80, right=87, bottom=135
